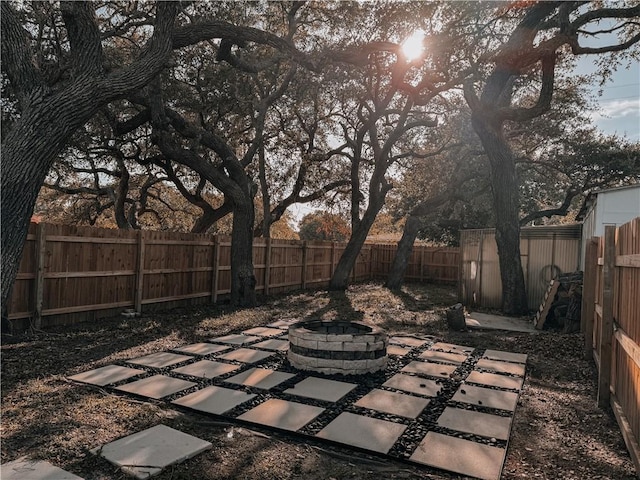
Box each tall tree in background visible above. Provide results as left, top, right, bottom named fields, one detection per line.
left=464, top=1, right=640, bottom=314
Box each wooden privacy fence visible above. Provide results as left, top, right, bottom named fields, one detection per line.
left=369, top=243, right=460, bottom=283
left=6, top=223, right=459, bottom=329
left=582, top=217, right=640, bottom=473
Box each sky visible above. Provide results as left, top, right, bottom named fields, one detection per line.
left=578, top=57, right=640, bottom=142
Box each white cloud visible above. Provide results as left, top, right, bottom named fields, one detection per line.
left=591, top=98, right=640, bottom=121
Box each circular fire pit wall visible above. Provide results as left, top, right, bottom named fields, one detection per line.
left=288, top=320, right=388, bottom=375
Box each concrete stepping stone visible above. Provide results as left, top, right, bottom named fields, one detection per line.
left=354, top=388, right=429, bottom=419
left=173, top=386, right=256, bottom=415
left=237, top=398, right=324, bottom=431
left=431, top=342, right=474, bottom=354
left=127, top=352, right=192, bottom=368
left=452, top=384, right=519, bottom=411
left=267, top=319, right=298, bottom=329
left=382, top=374, right=441, bottom=397
left=437, top=407, right=512, bottom=440
left=401, top=361, right=457, bottom=378
left=387, top=345, right=411, bottom=356
left=225, top=367, right=295, bottom=390
left=243, top=327, right=284, bottom=337
left=284, top=376, right=357, bottom=402
left=69, top=365, right=144, bottom=386
left=466, top=371, right=524, bottom=390
left=483, top=349, right=528, bottom=364
left=210, top=334, right=260, bottom=345
left=217, top=348, right=274, bottom=364
left=316, top=412, right=407, bottom=454
left=91, top=424, right=211, bottom=479
left=388, top=336, right=428, bottom=347
left=410, top=432, right=505, bottom=480
left=1, top=458, right=83, bottom=480
left=252, top=338, right=289, bottom=351
left=116, top=375, right=196, bottom=399
left=172, top=360, right=240, bottom=379
left=476, top=358, right=526, bottom=376
left=173, top=343, right=230, bottom=356
left=419, top=350, right=467, bottom=365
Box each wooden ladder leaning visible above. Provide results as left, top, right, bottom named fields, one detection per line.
left=534, top=279, right=560, bottom=330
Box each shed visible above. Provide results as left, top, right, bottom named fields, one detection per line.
left=460, top=224, right=582, bottom=310
left=576, top=184, right=640, bottom=268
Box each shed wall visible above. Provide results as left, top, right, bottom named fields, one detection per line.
left=460, top=224, right=581, bottom=310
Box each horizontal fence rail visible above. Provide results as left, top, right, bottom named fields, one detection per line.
left=583, top=217, right=640, bottom=474
left=6, top=223, right=459, bottom=329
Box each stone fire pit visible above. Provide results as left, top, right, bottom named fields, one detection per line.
left=288, top=320, right=388, bottom=375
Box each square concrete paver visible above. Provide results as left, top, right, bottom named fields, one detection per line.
left=401, top=361, right=457, bottom=378
left=217, top=348, right=274, bottom=364
left=252, top=339, right=289, bottom=351
left=431, top=342, right=474, bottom=354
left=285, top=377, right=357, bottom=402
left=316, top=412, right=407, bottom=454
left=172, top=360, right=240, bottom=379
left=210, top=334, right=260, bottom=345
left=466, top=371, right=524, bottom=390
left=69, top=365, right=145, bottom=386
left=237, top=398, right=324, bottom=431
left=483, top=349, right=527, bottom=364
left=226, top=368, right=295, bottom=390
left=173, top=385, right=256, bottom=415
left=243, top=327, right=284, bottom=337
left=389, top=336, right=428, bottom=348
left=267, top=319, right=298, bottom=329
left=92, top=424, right=211, bottom=479
left=410, top=432, right=505, bottom=480
left=452, top=384, right=519, bottom=411
left=116, top=375, right=196, bottom=399
left=1, top=458, right=84, bottom=480
left=173, top=343, right=230, bottom=356
left=382, top=374, right=441, bottom=397
left=127, top=352, right=193, bottom=368
left=476, top=358, right=526, bottom=376
left=387, top=345, right=411, bottom=356
left=355, top=388, right=429, bottom=419
left=437, top=407, right=512, bottom=440
left=419, top=350, right=467, bottom=365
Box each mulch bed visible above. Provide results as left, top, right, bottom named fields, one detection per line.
left=1, top=283, right=636, bottom=479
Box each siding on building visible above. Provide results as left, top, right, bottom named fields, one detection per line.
left=578, top=185, right=640, bottom=269
left=460, top=224, right=581, bottom=310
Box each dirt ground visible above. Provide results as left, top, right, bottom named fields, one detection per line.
left=1, top=283, right=636, bottom=480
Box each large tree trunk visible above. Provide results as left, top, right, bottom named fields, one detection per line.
left=329, top=200, right=383, bottom=290
left=1, top=85, right=102, bottom=306
left=229, top=187, right=257, bottom=307
left=471, top=117, right=528, bottom=314
left=385, top=215, right=421, bottom=290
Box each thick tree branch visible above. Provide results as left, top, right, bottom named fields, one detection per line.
left=60, top=1, right=104, bottom=76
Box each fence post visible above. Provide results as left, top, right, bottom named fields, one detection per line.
left=420, top=246, right=425, bottom=282
left=211, top=236, right=219, bottom=303
left=598, top=225, right=616, bottom=408
left=582, top=237, right=598, bottom=359
left=301, top=241, right=308, bottom=289
left=264, top=237, right=272, bottom=295
left=330, top=243, right=336, bottom=278
left=211, top=235, right=220, bottom=303
left=33, top=222, right=47, bottom=329
left=134, top=230, right=145, bottom=314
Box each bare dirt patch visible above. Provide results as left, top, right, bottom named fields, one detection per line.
left=1, top=283, right=636, bottom=479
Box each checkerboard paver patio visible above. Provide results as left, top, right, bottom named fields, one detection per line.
left=71, top=328, right=528, bottom=480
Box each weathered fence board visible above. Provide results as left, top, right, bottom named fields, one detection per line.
left=584, top=217, right=640, bottom=474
